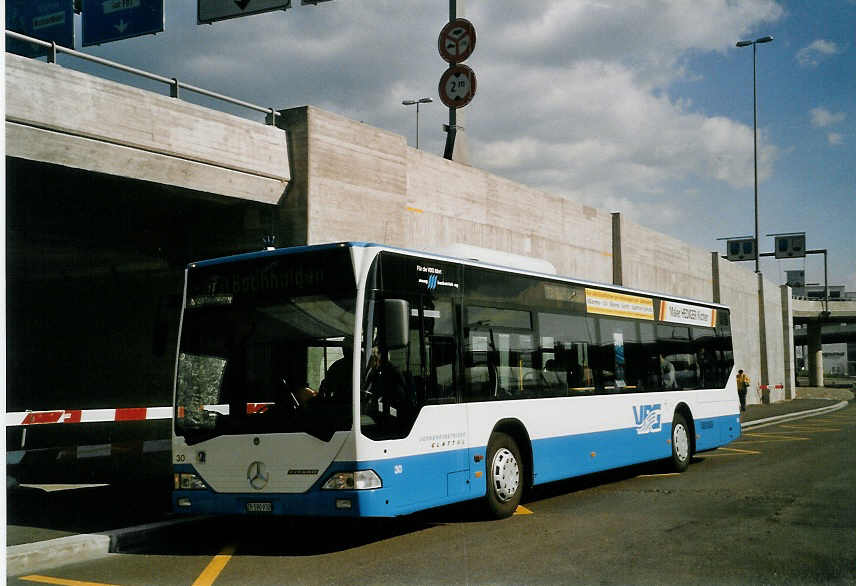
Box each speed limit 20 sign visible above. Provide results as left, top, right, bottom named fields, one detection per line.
left=439, top=64, right=477, bottom=109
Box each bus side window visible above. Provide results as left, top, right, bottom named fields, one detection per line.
left=464, top=329, right=495, bottom=402
left=427, top=335, right=457, bottom=403
left=635, top=322, right=658, bottom=392
left=656, top=325, right=695, bottom=391
left=462, top=306, right=534, bottom=401
left=594, top=318, right=647, bottom=394
left=537, top=312, right=595, bottom=396
left=422, top=299, right=457, bottom=405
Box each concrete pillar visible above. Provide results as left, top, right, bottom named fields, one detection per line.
left=807, top=321, right=824, bottom=387
left=757, top=273, right=769, bottom=397
left=272, top=107, right=309, bottom=247
left=711, top=251, right=721, bottom=304
left=611, top=212, right=623, bottom=286
left=780, top=285, right=795, bottom=399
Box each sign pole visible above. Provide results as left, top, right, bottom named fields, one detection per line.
left=443, top=0, right=469, bottom=164
left=443, top=0, right=457, bottom=160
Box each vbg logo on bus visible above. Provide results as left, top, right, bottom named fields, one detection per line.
left=633, top=403, right=662, bottom=435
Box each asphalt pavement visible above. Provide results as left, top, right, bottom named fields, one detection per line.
left=6, top=385, right=853, bottom=577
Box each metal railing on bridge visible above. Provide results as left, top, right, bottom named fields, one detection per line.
left=5, top=29, right=281, bottom=126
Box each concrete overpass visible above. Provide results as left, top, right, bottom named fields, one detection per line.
left=6, top=52, right=290, bottom=204
left=792, top=298, right=856, bottom=323
left=791, top=298, right=856, bottom=385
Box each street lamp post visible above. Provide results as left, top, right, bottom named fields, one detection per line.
left=736, top=35, right=773, bottom=274
left=402, top=97, right=433, bottom=149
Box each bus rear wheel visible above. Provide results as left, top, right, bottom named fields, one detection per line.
left=670, top=413, right=691, bottom=472
left=485, top=432, right=523, bottom=519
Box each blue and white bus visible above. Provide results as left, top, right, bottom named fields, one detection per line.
left=172, top=242, right=740, bottom=519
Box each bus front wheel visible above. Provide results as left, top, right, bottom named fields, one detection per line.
left=670, top=413, right=691, bottom=472
left=485, top=432, right=523, bottom=519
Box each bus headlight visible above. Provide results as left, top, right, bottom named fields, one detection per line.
left=174, top=472, right=207, bottom=490
left=321, top=470, right=382, bottom=490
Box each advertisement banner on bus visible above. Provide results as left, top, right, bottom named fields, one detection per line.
left=658, top=300, right=717, bottom=327
left=584, top=289, right=654, bottom=320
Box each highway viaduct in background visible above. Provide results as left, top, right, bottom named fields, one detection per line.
left=792, top=299, right=856, bottom=386
left=5, top=49, right=854, bottom=483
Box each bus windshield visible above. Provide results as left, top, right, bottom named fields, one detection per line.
left=174, top=249, right=357, bottom=445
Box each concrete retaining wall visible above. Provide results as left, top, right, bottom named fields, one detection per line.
left=620, top=221, right=714, bottom=301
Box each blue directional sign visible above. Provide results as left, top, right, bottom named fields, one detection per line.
left=198, top=0, right=291, bottom=24
left=6, top=0, right=75, bottom=58
left=82, top=0, right=164, bottom=47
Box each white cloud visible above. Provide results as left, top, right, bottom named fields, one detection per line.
left=470, top=57, right=778, bottom=214
left=810, top=108, right=846, bottom=146
left=451, top=0, right=785, bottom=227
left=810, top=107, right=846, bottom=128
left=469, top=0, right=785, bottom=87
left=796, top=39, right=843, bottom=67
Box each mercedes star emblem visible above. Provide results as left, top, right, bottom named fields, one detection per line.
left=247, top=461, right=269, bottom=490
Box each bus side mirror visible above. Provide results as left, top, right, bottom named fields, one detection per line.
left=383, top=299, right=410, bottom=350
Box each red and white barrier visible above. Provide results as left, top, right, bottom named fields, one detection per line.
left=5, top=407, right=172, bottom=427
left=5, top=403, right=275, bottom=427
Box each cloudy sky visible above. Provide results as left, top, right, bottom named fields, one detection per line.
left=53, top=1, right=856, bottom=291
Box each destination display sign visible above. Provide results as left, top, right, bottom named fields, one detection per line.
left=188, top=247, right=355, bottom=304
left=658, top=300, right=717, bottom=327
left=82, top=0, right=164, bottom=46
left=585, top=289, right=654, bottom=320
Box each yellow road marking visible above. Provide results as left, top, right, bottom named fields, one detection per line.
left=514, top=505, right=534, bottom=515
left=738, top=432, right=810, bottom=444
left=779, top=424, right=840, bottom=432
left=192, top=544, right=237, bottom=586
left=704, top=447, right=762, bottom=456
left=20, top=576, right=119, bottom=586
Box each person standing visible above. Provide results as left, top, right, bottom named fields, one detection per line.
left=736, top=369, right=750, bottom=412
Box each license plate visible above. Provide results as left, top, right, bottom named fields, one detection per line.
left=246, top=502, right=272, bottom=513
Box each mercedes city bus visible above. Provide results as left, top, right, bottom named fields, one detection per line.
left=172, top=242, right=739, bottom=518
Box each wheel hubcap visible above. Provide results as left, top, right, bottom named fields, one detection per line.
left=673, top=423, right=689, bottom=462
left=491, top=447, right=520, bottom=502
